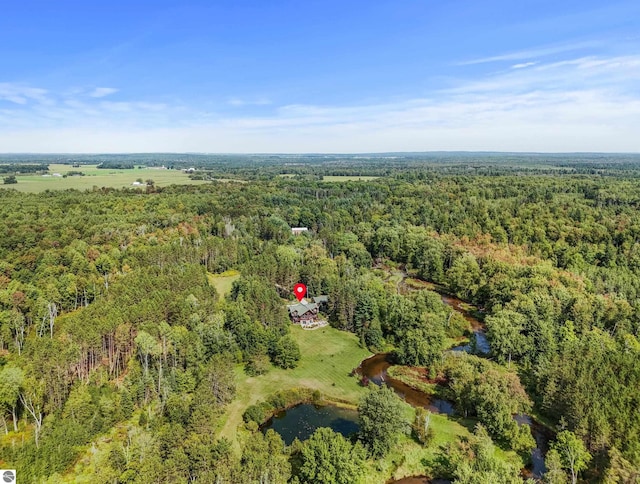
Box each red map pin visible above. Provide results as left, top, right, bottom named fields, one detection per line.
left=293, top=283, right=307, bottom=302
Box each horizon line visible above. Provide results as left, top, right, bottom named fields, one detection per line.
left=1, top=150, right=639, bottom=156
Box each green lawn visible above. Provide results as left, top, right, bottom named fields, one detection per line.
left=2, top=164, right=209, bottom=193
left=218, top=325, right=371, bottom=448
left=207, top=270, right=241, bottom=299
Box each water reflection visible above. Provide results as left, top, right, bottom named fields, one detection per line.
left=359, top=354, right=455, bottom=415
left=515, top=414, right=552, bottom=479
left=450, top=330, right=490, bottom=354
left=261, top=403, right=359, bottom=445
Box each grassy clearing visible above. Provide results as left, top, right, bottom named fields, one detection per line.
left=217, top=324, right=513, bottom=483
left=207, top=270, right=241, bottom=299
left=2, top=164, right=209, bottom=193
left=363, top=405, right=524, bottom=483
left=387, top=366, right=439, bottom=395
left=363, top=408, right=473, bottom=483
left=218, top=325, right=371, bottom=449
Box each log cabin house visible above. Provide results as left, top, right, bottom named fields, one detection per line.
left=287, top=295, right=328, bottom=327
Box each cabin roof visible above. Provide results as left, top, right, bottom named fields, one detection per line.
left=287, top=301, right=318, bottom=315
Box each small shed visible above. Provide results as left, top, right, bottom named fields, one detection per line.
left=312, top=295, right=329, bottom=311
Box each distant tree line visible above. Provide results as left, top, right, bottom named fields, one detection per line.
left=0, top=163, right=48, bottom=174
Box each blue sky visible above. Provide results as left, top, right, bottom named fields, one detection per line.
left=1, top=0, right=639, bottom=152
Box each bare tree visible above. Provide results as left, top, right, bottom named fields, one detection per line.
left=47, top=302, right=58, bottom=338
left=20, top=392, right=43, bottom=448
left=10, top=311, right=26, bottom=355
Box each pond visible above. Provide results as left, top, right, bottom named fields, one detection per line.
left=261, top=403, right=359, bottom=445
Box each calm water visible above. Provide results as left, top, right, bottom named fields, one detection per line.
left=450, top=330, right=490, bottom=354
left=261, top=403, right=359, bottom=445
left=367, top=280, right=552, bottom=480
left=439, top=293, right=490, bottom=355
left=515, top=414, right=553, bottom=479
left=358, top=353, right=455, bottom=415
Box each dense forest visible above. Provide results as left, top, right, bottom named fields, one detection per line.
left=1, top=155, right=639, bottom=483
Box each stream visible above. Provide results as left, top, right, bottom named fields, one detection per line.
left=363, top=277, right=551, bottom=480
left=439, top=293, right=490, bottom=354
left=359, top=353, right=455, bottom=415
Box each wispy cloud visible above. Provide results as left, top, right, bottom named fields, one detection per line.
left=512, top=62, right=537, bottom=69
left=89, top=87, right=119, bottom=98
left=446, top=55, right=640, bottom=95
left=0, top=83, right=49, bottom=105
left=457, top=40, right=600, bottom=65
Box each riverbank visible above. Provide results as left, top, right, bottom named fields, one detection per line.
left=386, top=365, right=443, bottom=396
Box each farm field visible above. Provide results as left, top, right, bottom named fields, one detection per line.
left=2, top=164, right=209, bottom=193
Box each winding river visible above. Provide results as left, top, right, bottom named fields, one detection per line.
left=361, top=280, right=551, bottom=480
left=439, top=293, right=490, bottom=354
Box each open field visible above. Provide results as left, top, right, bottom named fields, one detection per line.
left=1, top=164, right=209, bottom=193
left=207, top=270, right=241, bottom=299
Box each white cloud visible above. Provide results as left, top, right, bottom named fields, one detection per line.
left=89, top=87, right=119, bottom=98
left=445, top=55, right=640, bottom=96
left=0, top=83, right=49, bottom=105
left=512, top=62, right=537, bottom=69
